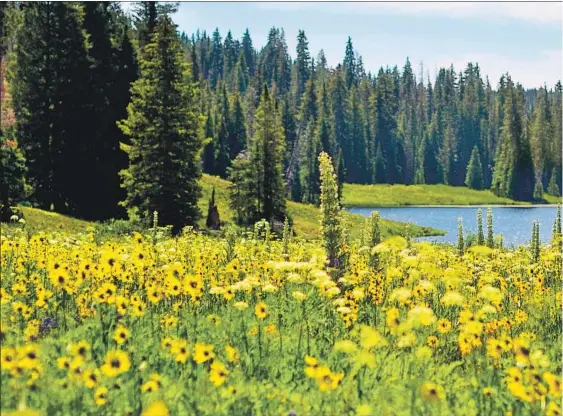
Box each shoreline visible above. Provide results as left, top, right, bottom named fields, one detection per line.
left=345, top=204, right=561, bottom=209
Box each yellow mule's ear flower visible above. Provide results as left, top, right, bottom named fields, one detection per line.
left=420, top=383, right=445, bottom=402
left=209, top=360, right=229, bottom=386
left=255, top=302, right=268, bottom=319
left=94, top=386, right=109, bottom=406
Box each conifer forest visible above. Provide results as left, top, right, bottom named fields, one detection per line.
left=0, top=3, right=562, bottom=416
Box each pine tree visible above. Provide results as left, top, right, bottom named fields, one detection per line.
left=294, top=30, right=311, bottom=106
left=476, top=208, right=484, bottom=245
left=232, top=84, right=287, bottom=224
left=374, top=69, right=399, bottom=183
left=209, top=28, right=223, bottom=88
left=241, top=29, right=255, bottom=76
left=346, top=87, right=368, bottom=183
left=491, top=80, right=535, bottom=201
left=133, top=1, right=157, bottom=51
left=373, top=143, right=386, bottom=183
left=118, top=15, right=204, bottom=232
left=486, top=207, right=494, bottom=248
left=319, top=152, right=346, bottom=268
left=202, top=108, right=215, bottom=174
left=343, top=37, right=356, bottom=89
left=74, top=2, right=136, bottom=220
left=465, top=145, right=484, bottom=190
left=547, top=167, right=560, bottom=196
left=228, top=151, right=258, bottom=225
left=228, top=92, right=247, bottom=159
left=300, top=121, right=321, bottom=204
left=11, top=2, right=90, bottom=212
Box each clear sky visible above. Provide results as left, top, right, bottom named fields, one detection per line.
left=135, top=1, right=562, bottom=89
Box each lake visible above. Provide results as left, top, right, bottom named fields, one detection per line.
left=347, top=206, right=560, bottom=246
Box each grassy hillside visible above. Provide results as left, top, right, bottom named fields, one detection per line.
left=343, top=183, right=562, bottom=207
left=17, top=206, right=94, bottom=234
left=200, top=175, right=442, bottom=240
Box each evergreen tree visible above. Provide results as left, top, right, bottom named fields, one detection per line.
left=318, top=152, right=346, bottom=268
left=346, top=87, right=368, bottom=183
left=331, top=67, right=348, bottom=154
left=374, top=69, right=399, bottom=183
left=228, top=151, right=258, bottom=225
left=241, top=29, right=255, bottom=76
left=241, top=85, right=286, bottom=223
left=343, top=37, right=356, bottom=89
left=300, top=121, right=320, bottom=204
left=118, top=15, right=204, bottom=231
left=233, top=50, right=249, bottom=94
left=75, top=2, right=136, bottom=220
left=491, top=79, right=535, bottom=201
left=133, top=1, right=157, bottom=50
left=209, top=28, right=223, bottom=88
left=547, top=167, right=560, bottom=196
left=373, top=143, right=386, bottom=183
left=202, top=108, right=215, bottom=174
left=465, top=145, right=484, bottom=190
left=294, top=30, right=311, bottom=106
left=11, top=2, right=90, bottom=212
left=228, top=92, right=247, bottom=159
left=281, top=97, right=297, bottom=170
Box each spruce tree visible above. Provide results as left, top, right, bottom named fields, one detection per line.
left=118, top=15, right=204, bottom=231
left=343, top=37, right=356, bottom=89
left=491, top=80, right=535, bottom=201
left=228, top=92, right=247, bottom=159
left=133, top=1, right=157, bottom=51
left=228, top=151, right=258, bottom=225
left=465, top=145, right=484, bottom=190
left=74, top=2, right=136, bottom=220
left=231, top=84, right=286, bottom=224
left=11, top=2, right=90, bottom=212
left=294, top=30, right=311, bottom=106
left=318, top=152, right=346, bottom=268
left=547, top=168, right=560, bottom=196
left=253, top=85, right=286, bottom=222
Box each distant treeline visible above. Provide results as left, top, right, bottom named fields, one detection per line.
left=1, top=2, right=561, bottom=229
left=183, top=27, right=562, bottom=203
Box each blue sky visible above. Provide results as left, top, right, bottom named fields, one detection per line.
left=133, top=1, right=562, bottom=89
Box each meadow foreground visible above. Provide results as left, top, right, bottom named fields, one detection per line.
left=1, top=223, right=561, bottom=415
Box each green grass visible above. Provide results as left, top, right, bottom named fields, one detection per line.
left=17, top=206, right=94, bottom=234
left=200, top=174, right=443, bottom=240
left=342, top=183, right=562, bottom=207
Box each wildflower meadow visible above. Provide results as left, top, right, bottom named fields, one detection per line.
left=1, top=206, right=562, bottom=415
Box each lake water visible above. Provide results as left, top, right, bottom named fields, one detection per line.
left=347, top=206, right=560, bottom=246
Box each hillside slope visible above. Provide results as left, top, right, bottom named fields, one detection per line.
left=343, top=183, right=562, bottom=207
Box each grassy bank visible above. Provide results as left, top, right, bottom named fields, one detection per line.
left=200, top=175, right=442, bottom=240
left=343, top=183, right=562, bottom=207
